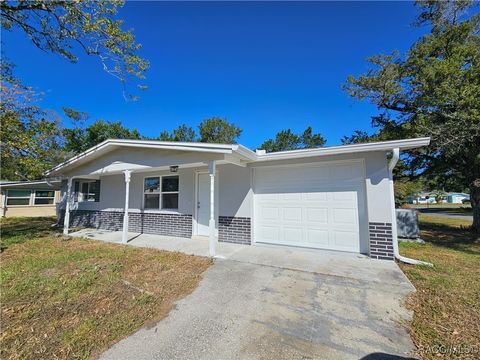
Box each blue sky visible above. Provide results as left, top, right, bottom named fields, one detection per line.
left=3, top=1, right=426, bottom=148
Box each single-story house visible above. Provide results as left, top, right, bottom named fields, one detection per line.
left=407, top=192, right=438, bottom=204
left=0, top=180, right=62, bottom=217
left=45, top=137, right=430, bottom=260
left=446, top=193, right=469, bottom=204
left=407, top=192, right=470, bottom=205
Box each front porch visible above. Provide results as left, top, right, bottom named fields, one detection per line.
left=69, top=228, right=413, bottom=286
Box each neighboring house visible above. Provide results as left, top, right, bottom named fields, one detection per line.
left=0, top=180, right=62, bottom=217
left=407, top=192, right=469, bottom=204
left=45, top=137, right=430, bottom=260
left=446, top=193, right=469, bottom=204
left=407, top=192, right=438, bottom=204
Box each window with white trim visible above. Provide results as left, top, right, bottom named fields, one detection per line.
left=34, top=190, right=55, bottom=205
left=144, top=175, right=179, bottom=210
left=78, top=181, right=98, bottom=202
left=6, top=189, right=31, bottom=206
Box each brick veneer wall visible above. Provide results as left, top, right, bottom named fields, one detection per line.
left=60, top=210, right=192, bottom=238
left=369, top=222, right=394, bottom=260
left=218, top=216, right=251, bottom=245
left=129, top=212, right=192, bottom=238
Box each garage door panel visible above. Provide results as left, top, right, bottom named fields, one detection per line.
left=306, top=207, right=329, bottom=223
left=259, top=206, right=280, bottom=221
left=258, top=225, right=280, bottom=242
left=284, top=227, right=303, bottom=242
left=259, top=193, right=280, bottom=201
left=282, top=207, right=302, bottom=222
left=254, top=162, right=365, bottom=253
left=283, top=193, right=302, bottom=201
left=333, top=208, right=357, bottom=224
left=306, top=229, right=330, bottom=246
left=332, top=231, right=359, bottom=249
left=305, top=192, right=328, bottom=201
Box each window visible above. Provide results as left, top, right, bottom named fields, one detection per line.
left=6, top=189, right=31, bottom=206
left=144, top=175, right=179, bottom=210
left=78, top=181, right=98, bottom=202
left=34, top=190, right=55, bottom=205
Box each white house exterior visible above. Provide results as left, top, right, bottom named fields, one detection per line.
left=46, top=137, right=430, bottom=260
left=446, top=193, right=469, bottom=204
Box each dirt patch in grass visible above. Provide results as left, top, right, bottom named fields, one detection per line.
left=0, top=217, right=212, bottom=359
left=399, top=215, right=479, bottom=359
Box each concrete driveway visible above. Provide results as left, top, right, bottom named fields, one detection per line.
left=99, top=245, right=416, bottom=359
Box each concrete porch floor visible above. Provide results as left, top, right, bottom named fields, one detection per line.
left=69, top=228, right=414, bottom=288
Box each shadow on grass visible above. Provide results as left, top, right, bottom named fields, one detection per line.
left=419, top=220, right=479, bottom=254
left=417, top=207, right=472, bottom=216
left=0, top=216, right=60, bottom=251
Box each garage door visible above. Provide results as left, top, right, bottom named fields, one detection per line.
left=254, top=161, right=366, bottom=252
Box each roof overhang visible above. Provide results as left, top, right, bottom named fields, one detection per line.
left=44, top=139, right=258, bottom=177
left=0, top=180, right=62, bottom=191
left=44, top=137, right=430, bottom=177
left=254, top=137, right=431, bottom=162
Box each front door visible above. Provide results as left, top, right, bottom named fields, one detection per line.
left=196, top=173, right=210, bottom=236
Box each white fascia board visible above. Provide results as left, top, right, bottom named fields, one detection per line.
left=0, top=180, right=62, bottom=188
left=232, top=144, right=258, bottom=161
left=44, top=139, right=236, bottom=176
left=254, top=137, right=430, bottom=162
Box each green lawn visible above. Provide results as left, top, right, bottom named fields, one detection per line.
left=399, top=214, right=479, bottom=359
left=0, top=217, right=211, bottom=360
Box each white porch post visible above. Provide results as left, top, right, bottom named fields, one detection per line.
left=208, top=161, right=216, bottom=257
left=122, top=170, right=131, bottom=244
left=63, top=177, right=73, bottom=235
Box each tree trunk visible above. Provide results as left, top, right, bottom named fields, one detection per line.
left=470, top=180, right=480, bottom=234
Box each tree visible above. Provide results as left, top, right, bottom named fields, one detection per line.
left=198, top=117, right=242, bottom=144
left=158, top=124, right=196, bottom=142
left=344, top=0, right=480, bottom=232
left=1, top=0, right=149, bottom=99
left=0, top=61, right=66, bottom=180
left=260, top=126, right=326, bottom=152
left=341, top=130, right=374, bottom=145
left=394, top=179, right=424, bottom=206
left=63, top=113, right=141, bottom=155
left=0, top=1, right=149, bottom=178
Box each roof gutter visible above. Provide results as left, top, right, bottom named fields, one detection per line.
left=389, top=148, right=433, bottom=267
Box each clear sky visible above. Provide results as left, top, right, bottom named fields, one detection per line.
left=3, top=1, right=427, bottom=148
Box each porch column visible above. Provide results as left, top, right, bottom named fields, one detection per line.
left=208, top=161, right=216, bottom=257
left=122, top=170, right=131, bottom=244
left=63, top=177, right=73, bottom=235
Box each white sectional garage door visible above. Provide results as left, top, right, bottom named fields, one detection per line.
left=254, top=161, right=366, bottom=252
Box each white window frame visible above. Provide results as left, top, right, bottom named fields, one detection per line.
left=142, top=175, right=179, bottom=211
left=6, top=189, right=32, bottom=207
left=78, top=181, right=97, bottom=202
left=33, top=190, right=56, bottom=206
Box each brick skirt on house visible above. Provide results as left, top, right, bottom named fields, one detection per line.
left=60, top=210, right=252, bottom=245
left=60, top=210, right=193, bottom=238
left=368, top=222, right=394, bottom=260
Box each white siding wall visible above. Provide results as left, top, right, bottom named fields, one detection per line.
left=59, top=151, right=394, bottom=232
left=218, top=164, right=253, bottom=218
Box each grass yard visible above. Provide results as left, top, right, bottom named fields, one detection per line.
left=399, top=214, right=479, bottom=359
left=0, top=217, right=212, bottom=360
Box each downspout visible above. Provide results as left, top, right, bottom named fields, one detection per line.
left=389, top=148, right=433, bottom=267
